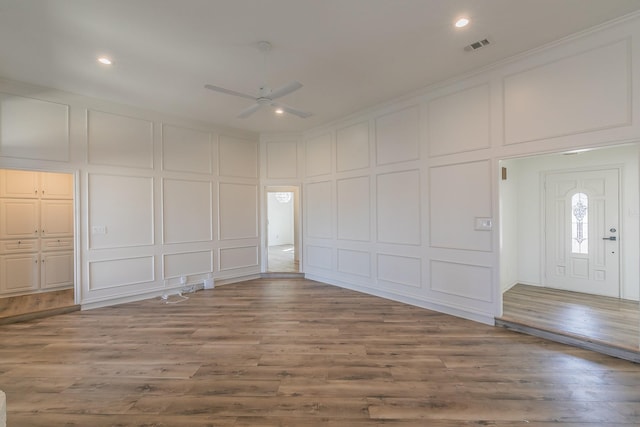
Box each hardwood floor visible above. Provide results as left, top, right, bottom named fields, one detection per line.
left=1, top=278, right=640, bottom=426
left=0, top=289, right=78, bottom=325
left=500, top=284, right=640, bottom=353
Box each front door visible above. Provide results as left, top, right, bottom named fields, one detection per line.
left=544, top=168, right=620, bottom=297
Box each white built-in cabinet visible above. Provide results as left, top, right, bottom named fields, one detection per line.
left=0, top=170, right=73, bottom=295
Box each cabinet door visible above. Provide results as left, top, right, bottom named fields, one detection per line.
left=0, top=170, right=39, bottom=198
left=0, top=199, right=39, bottom=239
left=40, top=172, right=73, bottom=199
left=41, top=251, right=73, bottom=289
left=41, top=200, right=73, bottom=237
left=0, top=253, right=39, bottom=293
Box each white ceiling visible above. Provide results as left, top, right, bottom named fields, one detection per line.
left=1, top=0, right=640, bottom=134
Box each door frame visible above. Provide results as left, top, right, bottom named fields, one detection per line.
left=263, top=185, right=301, bottom=273
left=541, top=165, right=623, bottom=297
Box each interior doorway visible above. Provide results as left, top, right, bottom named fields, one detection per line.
left=0, top=168, right=78, bottom=321
left=498, top=143, right=640, bottom=352
left=265, top=186, right=300, bottom=273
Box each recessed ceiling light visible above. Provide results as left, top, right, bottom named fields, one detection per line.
left=455, top=17, right=470, bottom=28
left=275, top=108, right=284, bottom=115
left=97, top=56, right=113, bottom=65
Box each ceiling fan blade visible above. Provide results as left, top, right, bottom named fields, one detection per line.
left=271, top=102, right=312, bottom=118
left=237, top=103, right=262, bottom=119
left=204, top=84, right=256, bottom=101
left=269, top=81, right=303, bottom=100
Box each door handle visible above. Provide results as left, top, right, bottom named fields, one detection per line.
left=602, top=236, right=617, bottom=241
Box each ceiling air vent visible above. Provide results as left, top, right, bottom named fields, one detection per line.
left=464, top=38, right=490, bottom=52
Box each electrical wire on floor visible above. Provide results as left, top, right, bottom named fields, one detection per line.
left=160, top=283, right=199, bottom=305
left=160, top=292, right=189, bottom=304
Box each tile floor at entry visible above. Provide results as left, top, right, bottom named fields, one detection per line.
left=267, top=244, right=299, bottom=272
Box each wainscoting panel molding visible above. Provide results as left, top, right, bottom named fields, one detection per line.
left=88, top=110, right=153, bottom=169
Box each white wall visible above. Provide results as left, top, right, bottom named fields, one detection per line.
left=503, top=144, right=640, bottom=300
left=0, top=79, right=260, bottom=307
left=3, top=12, right=640, bottom=323
left=262, top=13, right=640, bottom=324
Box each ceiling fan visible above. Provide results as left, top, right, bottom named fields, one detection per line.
left=205, top=41, right=311, bottom=119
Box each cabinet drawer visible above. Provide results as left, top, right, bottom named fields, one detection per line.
left=0, top=239, right=39, bottom=254
left=41, top=238, right=73, bottom=251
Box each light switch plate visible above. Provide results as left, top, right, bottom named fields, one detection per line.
left=474, top=217, right=492, bottom=231
left=91, top=225, right=107, bottom=234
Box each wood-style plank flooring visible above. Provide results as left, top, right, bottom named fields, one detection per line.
left=0, top=289, right=77, bottom=324
left=501, top=284, right=640, bottom=351
left=1, top=278, right=640, bottom=426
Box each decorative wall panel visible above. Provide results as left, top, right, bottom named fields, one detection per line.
left=337, top=249, right=370, bottom=277
left=428, top=84, right=490, bottom=157
left=336, top=121, right=369, bottom=172
left=337, top=176, right=370, bottom=241
left=377, top=253, right=421, bottom=288
left=305, top=181, right=332, bottom=238
left=266, top=141, right=297, bottom=179
left=376, top=170, right=420, bottom=245
left=88, top=174, right=154, bottom=249
left=218, top=183, right=258, bottom=240
left=163, top=178, right=212, bottom=243
left=305, top=133, right=332, bottom=177
left=429, top=161, right=492, bottom=251
left=375, top=106, right=419, bottom=165
left=162, top=124, right=212, bottom=174
left=430, top=260, right=492, bottom=302
left=163, top=251, right=213, bottom=278
left=89, top=256, right=154, bottom=290
left=504, top=39, right=630, bottom=144
left=306, top=245, right=332, bottom=270
left=218, top=135, right=258, bottom=178
left=220, top=246, right=258, bottom=270
left=0, top=94, right=69, bottom=161
left=88, top=110, right=153, bottom=169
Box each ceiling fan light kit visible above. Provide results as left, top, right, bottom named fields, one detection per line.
left=205, top=41, right=311, bottom=119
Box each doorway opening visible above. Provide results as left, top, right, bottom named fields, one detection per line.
left=266, top=186, right=300, bottom=273
left=498, top=143, right=640, bottom=352
left=0, top=168, right=78, bottom=322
